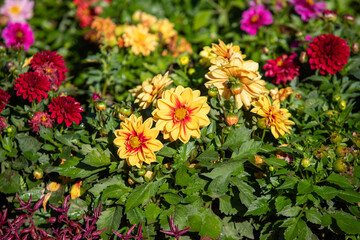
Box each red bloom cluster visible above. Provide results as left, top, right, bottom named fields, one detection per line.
left=49, top=96, right=83, bottom=127
left=307, top=34, right=350, bottom=75
left=30, top=51, right=68, bottom=91
left=264, top=53, right=300, bottom=85
left=74, top=0, right=111, bottom=28
left=0, top=88, right=11, bottom=113
left=28, top=111, right=54, bottom=134
left=14, top=72, right=50, bottom=103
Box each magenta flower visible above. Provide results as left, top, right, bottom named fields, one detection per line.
left=1, top=22, right=34, bottom=51
left=264, top=53, right=300, bottom=85
left=28, top=111, right=54, bottom=134
left=240, top=4, right=273, bottom=36
left=0, top=0, right=34, bottom=23
left=290, top=0, right=326, bottom=22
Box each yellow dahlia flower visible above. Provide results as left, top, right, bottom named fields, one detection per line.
left=91, top=17, right=116, bottom=45
left=130, top=72, right=173, bottom=110
left=205, top=53, right=268, bottom=110
left=113, top=115, right=163, bottom=168
left=123, top=24, right=158, bottom=56
left=211, top=40, right=246, bottom=62
left=199, top=46, right=217, bottom=66
left=152, top=86, right=211, bottom=143
left=269, top=87, right=294, bottom=102
left=158, top=18, right=177, bottom=43
left=132, top=10, right=158, bottom=30
left=251, top=95, right=295, bottom=139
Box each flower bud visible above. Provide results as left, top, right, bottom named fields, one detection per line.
left=261, top=47, right=269, bottom=55
left=95, top=101, right=106, bottom=111
left=33, top=169, right=43, bottom=180
left=231, top=83, right=242, bottom=95
left=225, top=113, right=239, bottom=126
left=5, top=61, right=16, bottom=72
left=301, top=158, right=311, bottom=168
left=208, top=87, right=218, bottom=97
left=180, top=56, right=189, bottom=66
left=351, top=42, right=359, bottom=53
left=338, top=100, right=346, bottom=111
left=330, top=132, right=342, bottom=144
left=257, top=118, right=268, bottom=129
left=323, top=10, right=337, bottom=22
left=343, top=14, right=355, bottom=24
left=299, top=51, right=307, bottom=63
left=335, top=145, right=348, bottom=157
left=333, top=160, right=348, bottom=172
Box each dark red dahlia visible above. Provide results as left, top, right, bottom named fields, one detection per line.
left=14, top=72, right=50, bottom=103
left=264, top=53, right=300, bottom=85
left=49, top=96, right=83, bottom=127
left=30, top=51, right=68, bottom=90
left=306, top=34, right=350, bottom=75
left=0, top=116, right=7, bottom=133
left=0, top=88, right=11, bottom=113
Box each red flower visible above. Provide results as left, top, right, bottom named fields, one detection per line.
left=0, top=88, right=11, bottom=113
left=49, top=96, right=83, bottom=127
left=14, top=72, right=50, bottom=103
left=28, top=111, right=54, bottom=134
left=264, top=53, right=300, bottom=85
left=306, top=34, right=350, bottom=75
left=30, top=51, right=68, bottom=90
left=0, top=116, right=7, bottom=133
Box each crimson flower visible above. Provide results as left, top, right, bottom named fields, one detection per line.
left=306, top=34, right=350, bottom=75
left=0, top=88, right=11, bottom=113
left=264, top=53, right=300, bottom=85
left=0, top=116, right=7, bottom=133
left=48, top=96, right=83, bottom=127
left=28, top=111, right=54, bottom=134
left=14, top=72, right=50, bottom=103
left=30, top=51, right=68, bottom=90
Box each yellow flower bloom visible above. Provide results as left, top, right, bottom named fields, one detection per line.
left=91, top=17, right=116, bottom=45
left=211, top=40, right=246, bottom=62
left=113, top=115, right=163, bottom=168
left=123, top=24, right=158, bottom=56
left=157, top=18, right=177, bottom=43
left=132, top=10, right=158, bottom=30
left=199, top=46, right=217, bottom=66
left=70, top=181, right=83, bottom=200
left=205, top=53, right=268, bottom=110
left=130, top=72, right=173, bottom=110
left=251, top=95, right=295, bottom=139
left=269, top=87, right=295, bottom=102
left=152, top=86, right=211, bottom=143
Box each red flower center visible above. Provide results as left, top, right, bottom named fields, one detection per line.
left=174, top=107, right=188, bottom=121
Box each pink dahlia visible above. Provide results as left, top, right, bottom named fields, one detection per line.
left=290, top=0, right=326, bottom=22
left=49, top=96, right=83, bottom=127
left=28, top=111, right=54, bottom=134
left=30, top=51, right=68, bottom=90
left=0, top=88, right=11, bottom=113
left=0, top=0, right=34, bottom=23
left=306, top=34, right=350, bottom=75
left=240, top=4, right=273, bottom=36
left=1, top=22, right=34, bottom=51
left=0, top=116, right=7, bottom=133
left=264, top=53, right=300, bottom=85
left=14, top=72, right=50, bottom=103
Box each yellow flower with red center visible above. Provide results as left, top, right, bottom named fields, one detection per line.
left=130, top=72, right=173, bottom=110
left=70, top=181, right=83, bottom=200
left=152, top=86, right=210, bottom=143
left=205, top=53, right=268, bottom=110
left=123, top=24, right=158, bottom=56
left=113, top=115, right=163, bottom=168
left=251, top=95, right=295, bottom=139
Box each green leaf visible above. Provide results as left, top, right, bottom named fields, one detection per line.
left=197, top=150, right=219, bottom=162
left=231, top=177, right=256, bottom=208
left=89, top=176, right=125, bottom=196
left=245, top=197, right=270, bottom=216
left=338, top=189, right=360, bottom=203
left=102, top=184, right=131, bottom=200
left=222, top=125, right=252, bottom=151
left=284, top=219, right=298, bottom=240
left=231, top=140, right=262, bottom=160
left=39, top=126, right=54, bottom=142
left=145, top=203, right=162, bottom=223
left=297, top=179, right=313, bottom=195
left=157, top=146, right=177, bottom=158
left=305, top=208, right=322, bottom=225
left=275, top=196, right=292, bottom=212
left=326, top=173, right=353, bottom=189
left=321, top=214, right=332, bottom=226
left=199, top=210, right=223, bottom=238
left=313, top=185, right=339, bottom=200
left=278, top=206, right=302, bottom=217
left=16, top=133, right=42, bottom=153
left=68, top=198, right=88, bottom=219
left=82, top=150, right=110, bottom=167
left=219, top=195, right=238, bottom=215
left=53, top=157, right=105, bottom=178
left=163, top=193, right=182, bottom=204
left=97, top=206, right=123, bottom=239
left=236, top=221, right=254, bottom=239
left=277, top=177, right=299, bottom=190
left=207, top=173, right=231, bottom=198
left=125, top=179, right=165, bottom=212
left=264, top=157, right=288, bottom=169
left=193, top=10, right=213, bottom=30
left=0, top=170, right=21, bottom=193
left=202, top=160, right=244, bottom=179
left=332, top=212, right=360, bottom=234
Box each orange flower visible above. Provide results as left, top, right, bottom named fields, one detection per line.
left=152, top=86, right=210, bottom=143
left=91, top=17, right=116, bottom=45
left=157, top=18, right=177, bottom=43
left=113, top=115, right=163, bottom=168
left=251, top=95, right=295, bottom=139
left=123, top=24, right=158, bottom=56
left=132, top=10, right=157, bottom=30
left=70, top=181, right=83, bottom=200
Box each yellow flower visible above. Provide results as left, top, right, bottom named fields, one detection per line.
left=211, top=39, right=246, bottom=62
left=152, top=86, right=211, bottom=143
left=113, top=115, right=163, bottom=168
left=132, top=10, right=158, bottom=30
left=130, top=72, right=173, bottom=110
left=157, top=18, right=177, bottom=43
left=199, top=46, right=217, bottom=66
left=70, top=181, right=83, bottom=200
left=205, top=53, right=268, bottom=110
left=42, top=182, right=61, bottom=212
left=251, top=95, right=295, bottom=139
left=269, top=87, right=294, bottom=102
left=91, top=17, right=116, bottom=45
left=123, top=24, right=158, bottom=56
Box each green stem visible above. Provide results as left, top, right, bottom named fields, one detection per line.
left=261, top=129, right=267, bottom=141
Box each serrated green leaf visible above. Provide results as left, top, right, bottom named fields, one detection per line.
left=245, top=197, right=270, bottom=216
left=264, top=157, right=288, bottom=169
left=277, top=177, right=299, bottom=190
left=275, top=196, right=292, bottom=212
left=326, top=173, right=353, bottom=189
left=102, top=184, right=131, bottom=199
left=219, top=195, right=237, bottom=215
left=16, top=133, right=42, bottom=153
left=333, top=212, right=360, bottom=234
left=163, top=193, right=182, bottom=204
left=202, top=160, right=244, bottom=179
left=236, top=221, right=254, bottom=239
left=231, top=140, right=262, bottom=160
left=338, top=189, right=360, bottom=203
left=82, top=150, right=110, bottom=167
left=313, top=185, right=338, bottom=200
left=297, top=179, right=313, bottom=195
left=207, top=172, right=231, bottom=198
left=53, top=157, right=105, bottom=178
left=157, top=146, right=177, bottom=158
left=321, top=214, right=332, bottom=226
left=145, top=203, right=162, bottom=223
left=97, top=206, right=123, bottom=239
left=199, top=210, right=223, bottom=238
left=222, top=125, right=252, bottom=151
left=305, top=208, right=322, bottom=225
left=230, top=177, right=256, bottom=208
left=197, top=150, right=219, bottom=162
left=278, top=206, right=302, bottom=217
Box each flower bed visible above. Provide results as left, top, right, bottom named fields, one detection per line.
left=1, top=0, right=360, bottom=239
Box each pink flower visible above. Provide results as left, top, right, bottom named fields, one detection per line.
left=1, top=22, right=34, bottom=51
left=264, top=53, right=300, bottom=85
left=28, top=111, right=54, bottom=134
left=0, top=116, right=7, bottom=133
left=0, top=0, right=34, bottom=23
left=240, top=4, right=273, bottom=36
left=290, top=0, right=326, bottom=22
